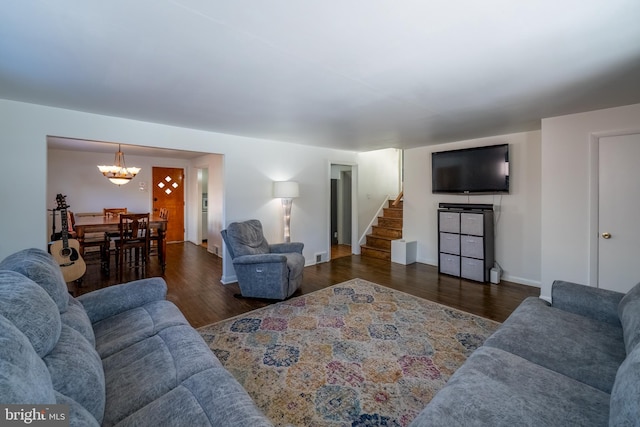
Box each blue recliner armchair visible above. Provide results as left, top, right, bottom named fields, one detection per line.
left=221, top=219, right=305, bottom=300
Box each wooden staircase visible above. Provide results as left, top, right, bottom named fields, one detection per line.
left=360, top=199, right=403, bottom=260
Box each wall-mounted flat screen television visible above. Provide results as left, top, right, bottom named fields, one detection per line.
left=431, top=144, right=509, bottom=194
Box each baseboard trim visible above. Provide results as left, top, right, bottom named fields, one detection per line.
left=220, top=274, right=237, bottom=285
left=416, top=258, right=541, bottom=288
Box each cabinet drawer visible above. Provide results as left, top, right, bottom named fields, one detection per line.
left=440, top=232, right=460, bottom=255
left=460, top=236, right=484, bottom=259
left=461, top=257, right=485, bottom=282
left=439, top=211, right=460, bottom=233
left=461, top=213, right=484, bottom=236
left=439, top=254, right=460, bottom=276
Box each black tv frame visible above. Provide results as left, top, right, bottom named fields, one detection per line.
left=431, top=144, right=509, bottom=194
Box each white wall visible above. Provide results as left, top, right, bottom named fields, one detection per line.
left=404, top=131, right=542, bottom=287
left=47, top=149, right=192, bottom=214
left=203, top=155, right=224, bottom=255
left=540, top=103, right=640, bottom=299
left=0, top=99, right=357, bottom=284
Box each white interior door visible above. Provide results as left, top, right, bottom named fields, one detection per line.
left=598, top=133, right=640, bottom=293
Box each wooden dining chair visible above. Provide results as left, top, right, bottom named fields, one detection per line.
left=111, top=213, right=150, bottom=279
left=103, top=207, right=128, bottom=217
left=149, top=208, right=168, bottom=257
left=103, top=207, right=129, bottom=243
left=69, top=211, right=108, bottom=270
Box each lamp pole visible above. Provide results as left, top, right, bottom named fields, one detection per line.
left=282, top=198, right=293, bottom=243
left=273, top=181, right=299, bottom=243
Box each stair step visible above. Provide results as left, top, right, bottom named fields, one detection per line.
left=371, top=225, right=402, bottom=239
left=360, top=245, right=391, bottom=260
left=383, top=207, right=403, bottom=218
left=378, top=217, right=403, bottom=228
left=361, top=197, right=403, bottom=261
left=365, top=235, right=392, bottom=250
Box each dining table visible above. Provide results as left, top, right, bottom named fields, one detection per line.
left=73, top=213, right=168, bottom=272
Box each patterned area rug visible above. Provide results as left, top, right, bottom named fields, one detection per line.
left=198, top=278, right=500, bottom=426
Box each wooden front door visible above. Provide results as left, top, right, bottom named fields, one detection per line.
left=152, top=167, right=185, bottom=242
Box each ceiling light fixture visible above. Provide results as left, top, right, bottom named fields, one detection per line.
left=97, top=144, right=141, bottom=186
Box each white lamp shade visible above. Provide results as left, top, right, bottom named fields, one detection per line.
left=273, top=181, right=299, bottom=198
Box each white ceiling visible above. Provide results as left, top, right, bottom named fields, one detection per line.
left=2, top=1, right=640, bottom=152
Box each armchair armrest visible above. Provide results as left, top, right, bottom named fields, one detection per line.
left=77, top=277, right=168, bottom=324
left=551, top=280, right=624, bottom=326
left=233, top=254, right=287, bottom=265
left=270, top=242, right=304, bottom=254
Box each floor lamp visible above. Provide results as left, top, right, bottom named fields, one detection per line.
left=273, top=181, right=299, bottom=243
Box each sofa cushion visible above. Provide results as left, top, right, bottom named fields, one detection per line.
left=43, top=325, right=106, bottom=424
left=409, top=346, right=610, bottom=427
left=100, top=325, right=221, bottom=426
left=0, top=248, right=70, bottom=313
left=618, top=281, right=640, bottom=354
left=61, top=297, right=96, bottom=347
left=113, top=369, right=274, bottom=427
left=92, top=300, right=190, bottom=358
left=610, top=344, right=640, bottom=426
left=55, top=392, right=100, bottom=427
left=0, top=271, right=61, bottom=357
left=0, top=314, right=56, bottom=404
left=483, top=297, right=625, bottom=393
left=225, top=220, right=270, bottom=257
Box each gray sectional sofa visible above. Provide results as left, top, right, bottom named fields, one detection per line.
left=410, top=280, right=640, bottom=426
left=0, top=248, right=273, bottom=427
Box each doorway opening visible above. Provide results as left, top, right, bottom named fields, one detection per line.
left=198, top=168, right=209, bottom=248
left=330, top=164, right=354, bottom=259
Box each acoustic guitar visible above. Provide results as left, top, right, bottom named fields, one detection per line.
left=50, top=194, right=86, bottom=282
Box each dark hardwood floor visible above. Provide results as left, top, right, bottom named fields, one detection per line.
left=74, top=242, right=540, bottom=328
left=331, top=244, right=352, bottom=259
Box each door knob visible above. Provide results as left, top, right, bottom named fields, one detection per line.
left=601, top=232, right=612, bottom=239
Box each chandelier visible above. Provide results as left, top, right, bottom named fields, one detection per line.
left=97, top=144, right=141, bottom=186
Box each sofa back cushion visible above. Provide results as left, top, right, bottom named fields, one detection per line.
left=618, top=281, right=640, bottom=354
left=224, top=220, right=270, bottom=257
left=0, top=271, right=61, bottom=357
left=44, top=325, right=105, bottom=424
left=0, top=314, right=56, bottom=404
left=62, top=297, right=96, bottom=347
left=0, top=248, right=70, bottom=313
left=0, top=267, right=104, bottom=424
left=610, top=344, right=640, bottom=425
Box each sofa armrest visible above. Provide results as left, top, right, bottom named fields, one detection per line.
left=551, top=280, right=624, bottom=326
left=269, top=242, right=304, bottom=254
left=233, top=254, right=287, bottom=265
left=77, top=277, right=168, bottom=324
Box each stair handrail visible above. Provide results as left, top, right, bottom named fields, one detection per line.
left=358, top=195, right=392, bottom=247
left=391, top=190, right=403, bottom=207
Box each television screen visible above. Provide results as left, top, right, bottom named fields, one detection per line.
left=431, top=144, right=509, bottom=194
